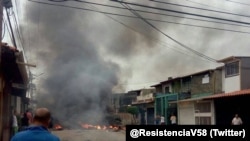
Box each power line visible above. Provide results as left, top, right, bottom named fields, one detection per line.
left=28, top=0, right=250, bottom=35
left=186, top=0, right=232, bottom=12
left=2, top=18, right=6, bottom=40
left=29, top=0, right=219, bottom=64
left=150, top=0, right=250, bottom=18
left=82, top=0, right=217, bottom=62
left=118, top=2, right=217, bottom=63
left=28, top=0, right=249, bottom=63
left=45, top=0, right=250, bottom=28
left=3, top=16, right=14, bottom=44
left=109, top=0, right=250, bottom=25
left=5, top=8, right=17, bottom=47
left=226, top=0, right=250, bottom=6
left=12, top=8, right=26, bottom=54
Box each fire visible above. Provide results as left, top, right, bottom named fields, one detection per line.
left=54, top=124, right=63, bottom=130
left=80, top=123, right=121, bottom=131
left=81, top=123, right=94, bottom=129
left=96, top=125, right=101, bottom=130
left=80, top=123, right=112, bottom=130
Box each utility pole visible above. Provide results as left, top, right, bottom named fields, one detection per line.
left=5, top=7, right=16, bottom=48
left=0, top=0, right=4, bottom=140
left=0, top=0, right=3, bottom=63
left=3, top=0, right=16, bottom=48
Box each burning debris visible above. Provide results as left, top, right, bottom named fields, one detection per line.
left=79, top=123, right=123, bottom=132
left=54, top=124, right=63, bottom=130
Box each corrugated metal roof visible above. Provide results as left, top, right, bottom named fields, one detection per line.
left=203, top=89, right=250, bottom=99
left=170, top=89, right=250, bottom=103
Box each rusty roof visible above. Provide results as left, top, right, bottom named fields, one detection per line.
left=217, top=56, right=250, bottom=63
left=203, top=89, right=250, bottom=99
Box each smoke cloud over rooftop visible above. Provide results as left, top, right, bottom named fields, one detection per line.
left=23, top=0, right=162, bottom=126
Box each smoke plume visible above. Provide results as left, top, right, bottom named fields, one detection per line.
left=23, top=0, right=163, bottom=127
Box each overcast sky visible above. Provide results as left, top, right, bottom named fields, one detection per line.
left=5, top=0, right=250, bottom=93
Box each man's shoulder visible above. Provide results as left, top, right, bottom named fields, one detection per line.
left=50, top=134, right=61, bottom=141
left=11, top=131, right=60, bottom=141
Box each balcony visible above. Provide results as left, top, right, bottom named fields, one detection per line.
left=132, top=93, right=154, bottom=105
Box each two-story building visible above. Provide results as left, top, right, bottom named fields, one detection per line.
left=169, top=56, right=250, bottom=125
left=151, top=77, right=179, bottom=125
left=201, top=56, right=250, bottom=125
left=131, top=88, right=155, bottom=125
left=151, top=67, right=223, bottom=125
left=1, top=43, right=29, bottom=141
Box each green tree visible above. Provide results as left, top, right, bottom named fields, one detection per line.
left=126, top=106, right=139, bottom=124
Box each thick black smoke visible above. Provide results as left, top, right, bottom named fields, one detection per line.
left=21, top=0, right=235, bottom=127
left=23, top=0, right=162, bottom=127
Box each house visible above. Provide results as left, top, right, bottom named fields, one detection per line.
left=151, top=67, right=223, bottom=125
left=109, top=93, right=126, bottom=113
left=131, top=88, right=155, bottom=125
left=201, top=56, right=250, bottom=125
left=174, top=56, right=250, bottom=125
left=151, top=77, right=180, bottom=125
left=0, top=43, right=29, bottom=141
left=217, top=56, right=250, bottom=93
left=176, top=67, right=223, bottom=125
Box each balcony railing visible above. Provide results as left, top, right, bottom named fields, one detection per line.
left=132, top=93, right=154, bottom=104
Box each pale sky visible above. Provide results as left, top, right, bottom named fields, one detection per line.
left=3, top=0, right=250, bottom=93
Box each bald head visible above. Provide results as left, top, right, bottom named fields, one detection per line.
left=33, top=108, right=51, bottom=126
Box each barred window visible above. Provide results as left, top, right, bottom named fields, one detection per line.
left=194, top=102, right=211, bottom=113
left=225, top=61, right=239, bottom=77
left=195, top=117, right=211, bottom=125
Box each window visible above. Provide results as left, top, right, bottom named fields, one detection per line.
left=202, top=74, right=209, bottom=84
left=195, top=117, right=211, bottom=125
left=194, top=102, right=212, bottom=125
left=194, top=102, right=211, bottom=113
left=182, top=77, right=191, bottom=92
left=165, top=86, right=170, bottom=93
left=225, top=61, right=239, bottom=77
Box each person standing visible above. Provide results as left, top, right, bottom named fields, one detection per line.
left=232, top=114, right=243, bottom=125
left=20, top=112, right=29, bottom=131
left=26, top=109, right=33, bottom=126
left=10, top=107, right=61, bottom=141
left=155, top=115, right=161, bottom=125
left=160, top=115, right=165, bottom=125
left=12, top=110, right=19, bottom=135
left=170, top=113, right=177, bottom=125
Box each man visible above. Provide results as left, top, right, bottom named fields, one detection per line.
left=12, top=110, right=19, bottom=135
left=11, top=108, right=60, bottom=141
left=26, top=109, right=33, bottom=126
left=170, top=113, right=177, bottom=125
left=232, top=114, right=243, bottom=125
left=160, top=115, right=165, bottom=125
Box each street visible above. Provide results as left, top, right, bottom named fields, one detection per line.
left=52, top=129, right=125, bottom=141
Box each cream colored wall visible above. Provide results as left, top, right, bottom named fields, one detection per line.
left=178, top=101, right=195, bottom=124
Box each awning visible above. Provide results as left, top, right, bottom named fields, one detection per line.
left=170, top=89, right=250, bottom=103
left=131, top=99, right=154, bottom=105
left=203, top=89, right=250, bottom=99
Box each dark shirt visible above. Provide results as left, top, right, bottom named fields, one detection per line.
left=21, top=116, right=29, bottom=127
left=11, top=126, right=60, bottom=141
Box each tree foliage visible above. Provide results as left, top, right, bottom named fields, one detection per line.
left=126, top=106, right=139, bottom=115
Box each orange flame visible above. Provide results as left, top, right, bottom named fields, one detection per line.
left=54, top=124, right=63, bottom=130
left=80, top=123, right=110, bottom=130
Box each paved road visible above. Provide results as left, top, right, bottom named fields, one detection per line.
left=52, top=129, right=125, bottom=141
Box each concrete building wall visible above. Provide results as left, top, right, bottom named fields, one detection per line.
left=224, top=75, right=240, bottom=93
left=178, top=101, right=195, bottom=125
left=178, top=100, right=215, bottom=125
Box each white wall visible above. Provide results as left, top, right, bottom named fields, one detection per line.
left=178, top=101, right=195, bottom=125
left=222, top=69, right=225, bottom=92
left=16, top=97, right=21, bottom=113
left=224, top=75, right=240, bottom=93
left=162, top=84, right=172, bottom=93
left=178, top=100, right=215, bottom=125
